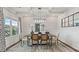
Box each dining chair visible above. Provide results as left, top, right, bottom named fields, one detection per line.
left=52, top=33, right=60, bottom=46
left=31, top=34, right=39, bottom=46
left=40, top=34, right=49, bottom=45
left=21, top=35, right=27, bottom=47
left=56, top=32, right=60, bottom=45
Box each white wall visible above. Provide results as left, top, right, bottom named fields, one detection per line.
left=20, top=15, right=34, bottom=38
left=20, top=14, right=59, bottom=38
left=45, top=15, right=59, bottom=35
left=59, top=8, right=79, bottom=50
left=3, top=8, right=20, bottom=48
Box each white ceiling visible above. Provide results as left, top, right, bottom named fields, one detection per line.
left=10, top=7, right=71, bottom=13
left=4, top=7, right=73, bottom=20
left=5, top=7, right=72, bottom=19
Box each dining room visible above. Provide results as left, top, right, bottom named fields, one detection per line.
left=0, top=7, right=79, bottom=52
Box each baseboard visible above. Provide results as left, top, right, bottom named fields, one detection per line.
left=6, top=40, right=21, bottom=51
left=59, top=40, right=79, bottom=52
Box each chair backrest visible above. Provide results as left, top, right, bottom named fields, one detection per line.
left=31, top=34, right=39, bottom=41
left=41, top=34, right=49, bottom=41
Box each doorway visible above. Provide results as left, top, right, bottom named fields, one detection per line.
left=35, top=23, right=40, bottom=32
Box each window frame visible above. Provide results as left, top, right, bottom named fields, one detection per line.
left=4, top=17, right=19, bottom=37
left=11, top=19, right=18, bottom=35
left=61, top=11, right=79, bottom=27
left=4, top=17, right=11, bottom=37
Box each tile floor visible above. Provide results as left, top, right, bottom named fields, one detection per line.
left=6, top=41, right=76, bottom=52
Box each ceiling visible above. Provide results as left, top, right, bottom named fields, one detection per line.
left=6, top=7, right=72, bottom=19
left=10, top=7, right=71, bottom=13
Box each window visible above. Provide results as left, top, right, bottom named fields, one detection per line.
left=4, top=17, right=18, bottom=37
left=61, top=12, right=79, bottom=27
left=34, top=17, right=46, bottom=32
left=40, top=24, right=45, bottom=31
left=64, top=18, right=68, bottom=27
left=61, top=19, right=64, bottom=27
left=68, top=15, right=73, bottom=27
left=12, top=20, right=18, bottom=35
left=4, top=18, right=11, bottom=37
left=74, top=13, right=79, bottom=26
left=35, top=23, right=40, bottom=32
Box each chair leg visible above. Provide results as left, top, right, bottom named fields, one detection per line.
left=47, top=40, right=50, bottom=46
left=37, top=40, right=39, bottom=46
left=46, top=40, right=48, bottom=45
left=31, top=40, right=34, bottom=49
left=40, top=40, right=42, bottom=45
left=49, top=39, right=52, bottom=46
left=21, top=40, right=24, bottom=47
left=32, top=40, right=33, bottom=46
left=27, top=39, right=29, bottom=46
left=48, top=39, right=50, bottom=46
left=49, top=39, right=51, bottom=45
left=51, top=39, right=52, bottom=46
left=20, top=40, right=23, bottom=47
left=46, top=40, right=48, bottom=47
left=55, top=41, right=57, bottom=46
left=56, top=38, right=58, bottom=46
left=40, top=40, right=42, bottom=48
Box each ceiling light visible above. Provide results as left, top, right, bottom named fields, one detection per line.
left=38, top=8, right=41, bottom=10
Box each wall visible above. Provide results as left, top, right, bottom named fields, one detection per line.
left=59, top=7, right=79, bottom=50
left=20, top=13, right=59, bottom=38
left=3, top=8, right=20, bottom=48
left=20, top=15, right=34, bottom=38
left=45, top=14, right=59, bottom=35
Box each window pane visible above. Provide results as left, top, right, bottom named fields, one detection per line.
left=4, top=18, right=10, bottom=25
left=35, top=23, right=40, bottom=32
left=74, top=13, right=79, bottom=26
left=62, top=19, right=64, bottom=27
left=34, top=17, right=46, bottom=32
left=64, top=18, right=68, bottom=27
left=12, top=20, right=17, bottom=26
left=12, top=20, right=17, bottom=35
left=69, top=15, right=73, bottom=21
left=61, top=19, right=63, bottom=27
left=4, top=18, right=11, bottom=37
left=69, top=15, right=73, bottom=27
left=40, top=24, right=44, bottom=31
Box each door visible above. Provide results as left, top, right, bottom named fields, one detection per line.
left=35, top=23, right=40, bottom=32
